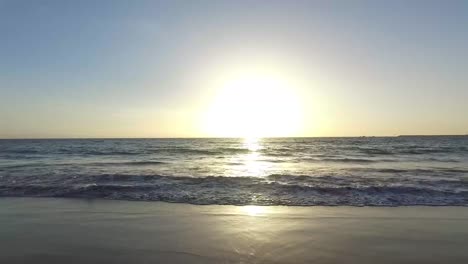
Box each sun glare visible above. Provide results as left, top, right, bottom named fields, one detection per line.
left=241, top=205, right=268, bottom=216
left=202, top=70, right=304, bottom=138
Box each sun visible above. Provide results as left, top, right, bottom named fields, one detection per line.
left=201, top=71, right=303, bottom=138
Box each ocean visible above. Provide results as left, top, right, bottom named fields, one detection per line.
left=1, top=137, right=467, bottom=206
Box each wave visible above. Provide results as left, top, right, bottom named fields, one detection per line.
left=34, top=161, right=167, bottom=167
left=146, top=147, right=250, bottom=156
left=355, top=146, right=468, bottom=156
left=358, top=148, right=394, bottom=155
left=2, top=144, right=467, bottom=158
left=0, top=149, right=41, bottom=154
left=78, top=150, right=141, bottom=156
left=0, top=160, right=167, bottom=169
left=262, top=152, right=295, bottom=157
left=305, top=157, right=381, bottom=163
left=396, top=147, right=467, bottom=155
left=93, top=161, right=166, bottom=166
left=347, top=167, right=468, bottom=176
left=216, top=147, right=251, bottom=154
left=1, top=174, right=467, bottom=206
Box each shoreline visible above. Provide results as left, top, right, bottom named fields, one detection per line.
left=2, top=196, right=468, bottom=207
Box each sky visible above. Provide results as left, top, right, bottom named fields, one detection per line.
left=1, top=0, right=468, bottom=138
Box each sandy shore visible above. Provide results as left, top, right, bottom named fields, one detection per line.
left=1, top=198, right=468, bottom=263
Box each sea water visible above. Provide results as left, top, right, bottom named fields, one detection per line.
left=1, top=137, right=467, bottom=206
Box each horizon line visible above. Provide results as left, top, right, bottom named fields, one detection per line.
left=1, top=134, right=467, bottom=140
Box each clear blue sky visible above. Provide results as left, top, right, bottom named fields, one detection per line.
left=1, top=0, right=467, bottom=138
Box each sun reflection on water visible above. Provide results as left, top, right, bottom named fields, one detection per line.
left=223, top=137, right=275, bottom=177
left=244, top=137, right=262, bottom=152
left=241, top=137, right=271, bottom=176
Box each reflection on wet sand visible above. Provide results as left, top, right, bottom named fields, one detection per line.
left=1, top=198, right=468, bottom=264
left=240, top=205, right=269, bottom=216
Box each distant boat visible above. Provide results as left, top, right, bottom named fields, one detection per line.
left=398, top=135, right=468, bottom=137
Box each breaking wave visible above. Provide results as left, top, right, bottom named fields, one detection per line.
left=0, top=174, right=467, bottom=206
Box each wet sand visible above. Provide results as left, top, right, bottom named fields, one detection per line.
left=1, top=198, right=468, bottom=264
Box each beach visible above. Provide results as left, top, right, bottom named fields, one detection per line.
left=1, top=198, right=468, bottom=264
left=2, top=1, right=468, bottom=263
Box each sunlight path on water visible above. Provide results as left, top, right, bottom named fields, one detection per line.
left=237, top=137, right=272, bottom=177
